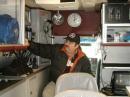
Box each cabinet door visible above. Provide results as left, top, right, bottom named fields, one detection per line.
left=105, top=3, right=129, bottom=23
left=31, top=9, right=52, bottom=44
left=28, top=75, right=38, bottom=97
left=0, top=81, right=27, bottom=97
left=28, top=68, right=50, bottom=97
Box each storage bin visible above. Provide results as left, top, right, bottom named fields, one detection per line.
left=0, top=0, right=25, bottom=45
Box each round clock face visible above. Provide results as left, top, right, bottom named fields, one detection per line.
left=67, top=13, right=82, bottom=27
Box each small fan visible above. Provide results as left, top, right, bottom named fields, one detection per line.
left=52, top=11, right=64, bottom=25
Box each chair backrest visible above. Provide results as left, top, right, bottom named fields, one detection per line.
left=55, top=73, right=98, bottom=95
left=54, top=90, right=106, bottom=97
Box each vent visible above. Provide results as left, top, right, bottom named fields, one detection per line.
left=108, top=0, right=128, bottom=3
left=60, top=0, right=75, bottom=2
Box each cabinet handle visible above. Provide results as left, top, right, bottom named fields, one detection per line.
left=30, top=76, right=36, bottom=80
left=30, top=91, right=32, bottom=95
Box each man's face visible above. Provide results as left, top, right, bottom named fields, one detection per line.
left=65, top=40, right=79, bottom=54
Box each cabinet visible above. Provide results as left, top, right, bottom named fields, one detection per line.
left=30, top=9, right=52, bottom=66
left=0, top=0, right=25, bottom=45
left=0, top=0, right=28, bottom=51
left=0, top=81, right=27, bottom=97
left=27, top=68, right=50, bottom=97
left=102, top=3, right=130, bottom=45
left=0, top=67, right=50, bottom=97
left=31, top=9, right=52, bottom=44
left=101, top=3, right=130, bottom=63
left=101, top=4, right=130, bottom=96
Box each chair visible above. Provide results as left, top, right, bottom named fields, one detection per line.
left=55, top=73, right=98, bottom=95
left=54, top=90, right=106, bottom=97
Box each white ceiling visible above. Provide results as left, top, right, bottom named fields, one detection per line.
left=26, top=0, right=129, bottom=11
left=26, top=0, right=106, bottom=10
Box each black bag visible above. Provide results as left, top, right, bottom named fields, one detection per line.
left=1, top=57, right=32, bottom=76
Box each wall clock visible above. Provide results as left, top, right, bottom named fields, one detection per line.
left=67, top=13, right=82, bottom=27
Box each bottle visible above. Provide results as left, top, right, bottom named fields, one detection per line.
left=114, top=32, right=120, bottom=42
left=32, top=57, right=38, bottom=69
left=25, top=25, right=32, bottom=41
left=115, top=8, right=120, bottom=21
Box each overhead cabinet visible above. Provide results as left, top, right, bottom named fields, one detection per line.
left=0, top=0, right=25, bottom=45
left=105, top=3, right=130, bottom=23
left=0, top=81, right=27, bottom=97
left=102, top=3, right=130, bottom=44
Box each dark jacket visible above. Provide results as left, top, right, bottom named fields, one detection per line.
left=29, top=42, right=92, bottom=82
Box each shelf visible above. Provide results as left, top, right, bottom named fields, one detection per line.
left=102, top=3, right=130, bottom=45
left=101, top=43, right=130, bottom=46
left=0, top=44, right=29, bottom=52
left=104, top=23, right=130, bottom=26
left=103, top=63, right=130, bottom=68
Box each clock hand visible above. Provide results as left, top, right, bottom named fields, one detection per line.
left=74, top=15, right=76, bottom=22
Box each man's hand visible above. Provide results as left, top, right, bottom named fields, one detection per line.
left=25, top=39, right=30, bottom=46
left=69, top=63, right=75, bottom=72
